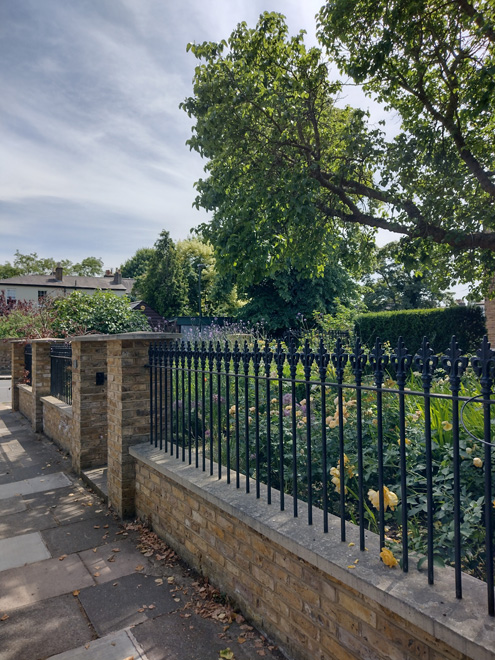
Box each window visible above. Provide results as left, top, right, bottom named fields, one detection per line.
left=6, top=289, right=16, bottom=303
left=38, top=290, right=47, bottom=302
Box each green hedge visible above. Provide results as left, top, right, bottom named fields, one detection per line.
left=354, top=306, right=486, bottom=354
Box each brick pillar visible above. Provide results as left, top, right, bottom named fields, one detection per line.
left=11, top=341, right=26, bottom=411
left=71, top=337, right=108, bottom=474
left=485, top=297, right=495, bottom=345
left=31, top=340, right=53, bottom=432
left=107, top=332, right=175, bottom=518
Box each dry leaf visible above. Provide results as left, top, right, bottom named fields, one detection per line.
left=347, top=565, right=356, bottom=569
left=155, top=579, right=163, bottom=585
left=167, top=577, right=175, bottom=584
left=58, top=555, right=67, bottom=561
left=93, top=525, right=100, bottom=529
left=257, top=652, right=266, bottom=657
left=108, top=556, right=115, bottom=563
left=72, top=590, right=80, bottom=597
left=237, top=637, right=246, bottom=644
left=137, top=608, right=145, bottom=613
left=135, top=565, right=144, bottom=571
left=112, top=548, right=120, bottom=553
left=219, top=650, right=234, bottom=660
left=122, top=656, right=134, bottom=660
left=148, top=604, right=156, bottom=610
left=174, top=597, right=181, bottom=603
left=104, top=524, right=109, bottom=529
left=93, top=548, right=97, bottom=553
left=84, top=643, right=90, bottom=649
left=1, top=614, right=9, bottom=621
left=94, top=572, right=100, bottom=577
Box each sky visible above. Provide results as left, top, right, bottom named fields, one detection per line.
left=0, top=0, right=395, bottom=273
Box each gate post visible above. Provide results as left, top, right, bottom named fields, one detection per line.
left=11, top=341, right=26, bottom=411
left=106, top=332, right=175, bottom=518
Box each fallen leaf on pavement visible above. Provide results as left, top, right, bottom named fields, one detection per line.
left=237, top=637, right=246, bottom=644
left=135, top=565, right=144, bottom=571
left=72, top=590, right=80, bottom=597
left=112, top=548, right=120, bottom=552
left=148, top=604, right=156, bottom=610
left=94, top=572, right=100, bottom=577
left=219, top=650, right=234, bottom=660
left=58, top=555, right=67, bottom=561
left=1, top=614, right=9, bottom=621
left=154, top=579, right=163, bottom=585
left=93, top=525, right=100, bottom=529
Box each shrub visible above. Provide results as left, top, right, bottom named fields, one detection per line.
left=354, top=306, right=486, bottom=353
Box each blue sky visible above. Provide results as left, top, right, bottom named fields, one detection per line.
left=0, top=0, right=392, bottom=272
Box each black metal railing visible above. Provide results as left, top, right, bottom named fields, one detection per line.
left=148, top=335, right=495, bottom=615
left=24, top=343, right=32, bottom=385
left=50, top=343, right=72, bottom=405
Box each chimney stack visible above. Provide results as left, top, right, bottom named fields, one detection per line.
left=113, top=269, right=122, bottom=285
left=55, top=263, right=63, bottom=281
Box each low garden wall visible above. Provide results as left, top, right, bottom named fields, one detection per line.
left=18, top=384, right=33, bottom=423
left=131, top=444, right=495, bottom=660
left=41, top=396, right=73, bottom=454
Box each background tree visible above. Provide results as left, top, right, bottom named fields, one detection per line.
left=361, top=246, right=455, bottom=312
left=176, top=237, right=241, bottom=316
left=120, top=248, right=155, bottom=279
left=137, top=230, right=188, bottom=317
left=183, top=10, right=495, bottom=297
left=238, top=260, right=359, bottom=334
left=0, top=251, right=103, bottom=277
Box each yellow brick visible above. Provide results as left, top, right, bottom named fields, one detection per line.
left=338, top=591, right=377, bottom=628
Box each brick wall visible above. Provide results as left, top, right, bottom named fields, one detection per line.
left=131, top=445, right=494, bottom=660
left=42, top=396, right=73, bottom=453
left=18, top=385, right=32, bottom=421
left=0, top=341, right=11, bottom=375
left=485, top=297, right=495, bottom=344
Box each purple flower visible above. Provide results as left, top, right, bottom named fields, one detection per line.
left=282, top=393, right=292, bottom=405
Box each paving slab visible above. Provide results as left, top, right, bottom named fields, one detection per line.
left=0, top=593, right=94, bottom=660
left=0, top=531, right=51, bottom=571
left=0, top=505, right=58, bottom=540
left=79, top=537, right=158, bottom=584
left=45, top=629, right=147, bottom=660
left=0, top=471, right=72, bottom=500
left=0, top=554, right=94, bottom=611
left=78, top=572, right=181, bottom=636
left=41, top=516, right=123, bottom=556
left=0, top=495, right=26, bottom=516
left=132, top=611, right=283, bottom=660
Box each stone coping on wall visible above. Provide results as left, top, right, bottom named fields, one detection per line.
left=130, top=443, right=495, bottom=660
left=40, top=395, right=73, bottom=417
left=71, top=332, right=178, bottom=343
left=17, top=384, right=32, bottom=393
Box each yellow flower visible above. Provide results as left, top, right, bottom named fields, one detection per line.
left=271, top=398, right=278, bottom=404
left=295, top=410, right=302, bottom=418
left=473, top=457, right=483, bottom=468
left=441, top=421, right=453, bottom=431
left=299, top=399, right=306, bottom=406
left=368, top=486, right=399, bottom=512
left=397, top=437, right=411, bottom=446
left=380, top=547, right=398, bottom=568
left=249, top=406, right=256, bottom=412
left=372, top=419, right=378, bottom=426
left=228, top=405, right=237, bottom=415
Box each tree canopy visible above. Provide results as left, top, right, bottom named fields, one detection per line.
left=182, top=8, right=495, bottom=296
left=0, top=251, right=104, bottom=277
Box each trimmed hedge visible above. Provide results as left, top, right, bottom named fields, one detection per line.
left=354, top=306, right=486, bottom=354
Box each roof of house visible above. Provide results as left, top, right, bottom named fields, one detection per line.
left=0, top=273, right=135, bottom=295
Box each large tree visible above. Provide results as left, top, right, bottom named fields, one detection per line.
left=182, top=9, right=495, bottom=296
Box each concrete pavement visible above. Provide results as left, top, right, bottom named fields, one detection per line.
left=0, top=403, right=285, bottom=660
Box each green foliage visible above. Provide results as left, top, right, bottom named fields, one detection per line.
left=182, top=13, right=376, bottom=292
left=237, top=263, right=358, bottom=334
left=0, top=251, right=103, bottom=277
left=362, top=245, right=455, bottom=311
left=120, top=248, right=155, bottom=279
left=317, top=0, right=495, bottom=295
left=136, top=230, right=188, bottom=318
left=52, top=290, right=149, bottom=336
left=176, top=237, right=241, bottom=316
left=184, top=8, right=495, bottom=296
left=355, top=306, right=486, bottom=353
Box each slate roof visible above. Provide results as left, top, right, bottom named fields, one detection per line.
left=0, top=274, right=135, bottom=295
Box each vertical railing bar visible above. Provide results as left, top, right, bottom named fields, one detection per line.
left=253, top=342, right=261, bottom=499
left=225, top=343, right=231, bottom=484
left=351, top=338, right=366, bottom=550
left=243, top=343, right=251, bottom=494
left=159, top=343, right=163, bottom=451
left=274, top=341, right=286, bottom=512
left=201, top=343, right=207, bottom=471
left=216, top=342, right=222, bottom=480
left=149, top=343, right=154, bottom=446
left=164, top=344, right=169, bottom=453
left=208, top=343, right=214, bottom=476
left=187, top=343, right=192, bottom=465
